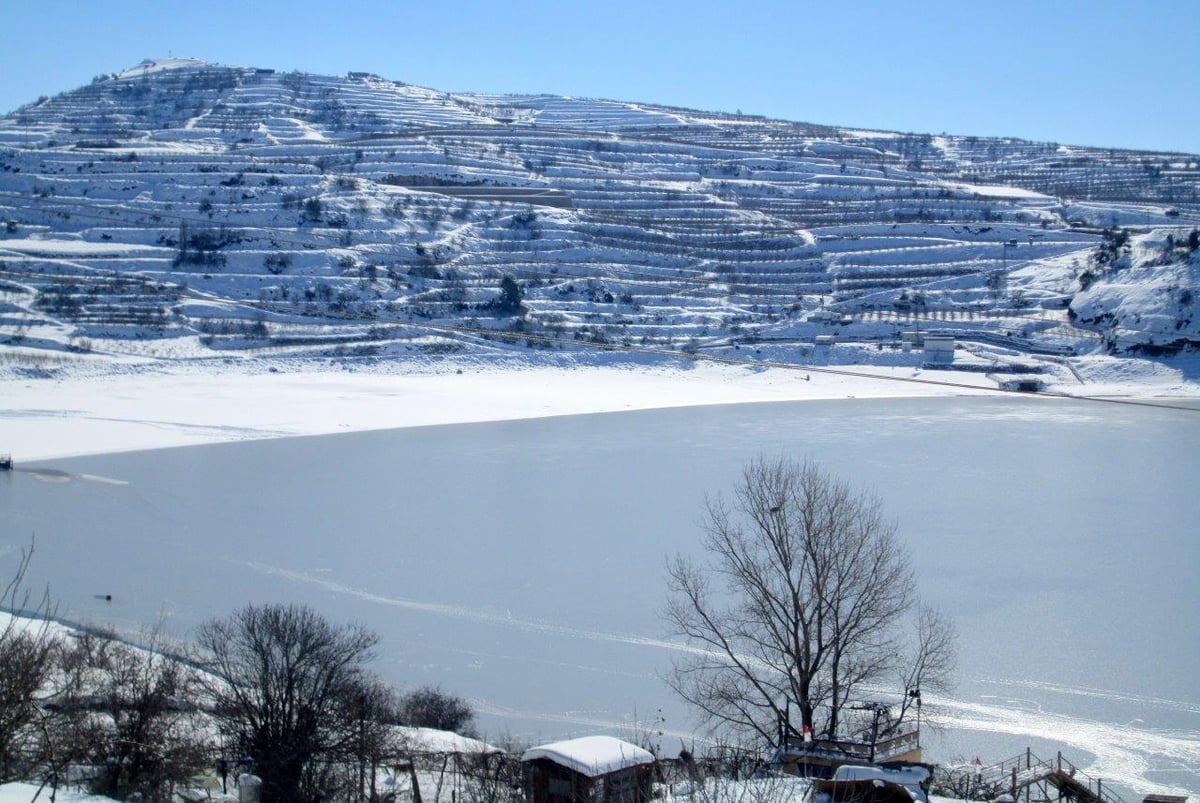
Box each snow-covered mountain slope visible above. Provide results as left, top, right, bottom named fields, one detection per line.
left=0, top=58, right=1196, bottom=385
left=1069, top=229, right=1199, bottom=352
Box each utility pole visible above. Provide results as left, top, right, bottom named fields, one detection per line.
left=908, top=687, right=922, bottom=748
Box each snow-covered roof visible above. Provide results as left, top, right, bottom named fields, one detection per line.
left=395, top=726, right=502, bottom=755
left=521, top=736, right=654, bottom=777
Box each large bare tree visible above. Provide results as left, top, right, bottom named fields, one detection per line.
left=196, top=603, right=380, bottom=803
left=665, top=456, right=955, bottom=744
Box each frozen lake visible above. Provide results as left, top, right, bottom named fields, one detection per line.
left=2, top=395, right=1198, bottom=798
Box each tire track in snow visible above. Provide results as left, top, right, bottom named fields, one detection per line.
left=976, top=677, right=1200, bottom=716
left=430, top=644, right=654, bottom=680
left=239, top=561, right=707, bottom=655
left=78, top=473, right=130, bottom=486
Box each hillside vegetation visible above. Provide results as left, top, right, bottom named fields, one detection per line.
left=1, top=58, right=1197, bottom=383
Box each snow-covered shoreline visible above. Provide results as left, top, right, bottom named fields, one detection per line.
left=1, top=360, right=995, bottom=462
left=4, top=354, right=1197, bottom=463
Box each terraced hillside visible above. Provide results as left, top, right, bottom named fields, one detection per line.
left=1, top=58, right=1197, bottom=377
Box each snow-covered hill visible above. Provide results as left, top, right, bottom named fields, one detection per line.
left=1069, top=229, right=1199, bottom=352
left=0, top=58, right=1196, bottom=389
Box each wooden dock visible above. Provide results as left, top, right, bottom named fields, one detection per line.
left=936, top=749, right=1131, bottom=803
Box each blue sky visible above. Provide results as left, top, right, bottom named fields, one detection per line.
left=3, top=0, right=1197, bottom=153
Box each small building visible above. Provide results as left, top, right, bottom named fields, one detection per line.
left=387, top=727, right=505, bottom=803
left=522, top=736, right=655, bottom=803
left=922, top=336, right=955, bottom=362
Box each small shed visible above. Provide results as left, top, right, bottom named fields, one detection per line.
left=522, top=736, right=655, bottom=803
left=922, top=336, right=955, bottom=362
left=387, top=726, right=505, bottom=803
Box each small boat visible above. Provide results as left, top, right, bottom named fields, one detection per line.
left=0, top=454, right=12, bottom=471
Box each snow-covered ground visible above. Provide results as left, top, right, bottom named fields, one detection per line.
left=0, top=783, right=122, bottom=803
left=5, top=353, right=1196, bottom=463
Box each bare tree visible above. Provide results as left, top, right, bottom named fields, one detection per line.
left=0, top=539, right=55, bottom=783
left=665, top=456, right=955, bottom=744
left=893, top=604, right=956, bottom=732
left=0, top=542, right=104, bottom=801
left=65, top=628, right=209, bottom=802
left=398, top=685, right=476, bottom=735
left=3, top=545, right=209, bottom=800
left=195, top=603, right=379, bottom=803
left=343, top=677, right=408, bottom=803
